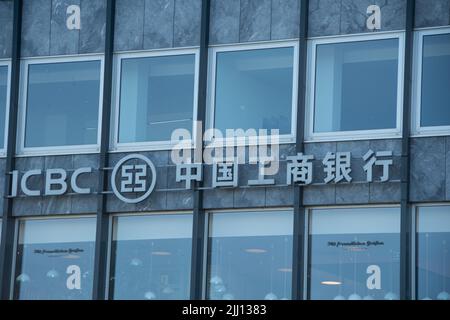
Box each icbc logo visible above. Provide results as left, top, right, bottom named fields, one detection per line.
left=111, top=154, right=157, bottom=204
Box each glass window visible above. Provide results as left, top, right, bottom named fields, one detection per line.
left=419, top=32, right=450, bottom=127
left=309, top=207, right=401, bottom=300
left=117, top=54, right=196, bottom=144
left=109, top=214, right=193, bottom=300
left=207, top=211, right=293, bottom=300
left=14, top=218, right=96, bottom=300
left=0, top=65, right=8, bottom=150
left=312, top=37, right=400, bottom=135
left=23, top=59, right=101, bottom=149
left=417, top=206, right=450, bottom=300
left=213, top=46, right=295, bottom=137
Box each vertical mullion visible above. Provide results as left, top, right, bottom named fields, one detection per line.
left=92, top=0, right=115, bottom=301
left=400, top=0, right=415, bottom=301
left=0, top=0, right=22, bottom=300
left=190, top=0, right=210, bottom=300
left=291, top=0, right=309, bottom=301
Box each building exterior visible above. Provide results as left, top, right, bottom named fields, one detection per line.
left=0, top=0, right=449, bottom=300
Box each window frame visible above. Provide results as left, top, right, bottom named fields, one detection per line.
left=207, top=40, right=299, bottom=147
left=305, top=32, right=405, bottom=142
left=412, top=27, right=450, bottom=137
left=17, top=55, right=105, bottom=156
left=110, top=48, right=200, bottom=152
left=0, top=59, right=11, bottom=157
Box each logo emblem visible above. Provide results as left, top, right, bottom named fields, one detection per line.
left=111, top=154, right=157, bottom=204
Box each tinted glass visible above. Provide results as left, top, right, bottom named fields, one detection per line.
left=310, top=207, right=401, bottom=300
left=214, top=47, right=294, bottom=135
left=420, top=33, right=450, bottom=127
left=25, top=60, right=101, bottom=148
left=118, top=54, right=196, bottom=143
left=314, top=39, right=399, bottom=132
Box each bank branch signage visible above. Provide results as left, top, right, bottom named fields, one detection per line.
left=10, top=148, right=395, bottom=204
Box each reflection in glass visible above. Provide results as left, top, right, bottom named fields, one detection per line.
left=420, top=33, right=450, bottom=127
left=207, top=211, right=293, bottom=300
left=109, top=214, right=193, bottom=300
left=314, top=39, right=399, bottom=133
left=417, top=206, right=450, bottom=300
left=14, top=218, right=96, bottom=300
left=310, top=208, right=400, bottom=300
left=25, top=60, right=101, bottom=148
left=0, top=66, right=7, bottom=148
left=214, top=47, right=294, bottom=135
left=118, top=54, right=196, bottom=143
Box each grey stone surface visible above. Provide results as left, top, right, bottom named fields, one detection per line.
left=305, top=142, right=337, bottom=159
left=173, top=0, right=201, bottom=47
left=234, top=187, right=266, bottom=208
left=203, top=188, right=234, bottom=209
left=210, top=0, right=240, bottom=44
left=265, top=186, right=294, bottom=206
left=337, top=140, right=371, bottom=158
left=446, top=137, right=450, bottom=201
left=0, top=1, right=13, bottom=58
left=369, top=182, right=401, bottom=203
left=415, top=0, right=450, bottom=28
left=144, top=0, right=175, bottom=49
left=136, top=190, right=167, bottom=211
left=13, top=197, right=44, bottom=216
left=21, top=0, right=51, bottom=57
left=114, top=0, right=144, bottom=51
left=239, top=0, right=271, bottom=42
left=71, top=195, right=98, bottom=213
left=410, top=137, right=446, bottom=202
left=336, top=183, right=370, bottom=204
left=308, top=0, right=341, bottom=37
left=79, top=0, right=106, bottom=53
left=50, top=0, right=80, bottom=55
left=271, top=0, right=300, bottom=40
left=166, top=190, right=194, bottom=210
left=369, top=139, right=402, bottom=156
left=340, top=0, right=406, bottom=34
left=303, top=184, right=335, bottom=205
left=42, top=195, right=72, bottom=214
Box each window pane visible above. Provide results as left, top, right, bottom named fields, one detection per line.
left=25, top=60, right=101, bottom=148
left=207, top=211, right=293, bottom=300
left=0, top=66, right=7, bottom=148
left=417, top=206, right=450, bottom=300
left=420, top=33, right=450, bottom=127
left=314, top=39, right=399, bottom=132
left=214, top=47, right=294, bottom=135
left=110, top=214, right=193, bottom=300
left=14, top=218, right=96, bottom=300
left=310, top=207, right=400, bottom=300
left=118, top=54, right=196, bottom=143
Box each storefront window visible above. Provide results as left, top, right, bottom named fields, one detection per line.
left=417, top=206, right=450, bottom=300
left=14, top=218, right=96, bottom=300
left=116, top=52, right=197, bottom=146
left=309, top=207, right=400, bottom=300
left=22, top=58, right=102, bottom=151
left=207, top=210, right=293, bottom=300
left=0, top=64, right=8, bottom=150
left=212, top=44, right=296, bottom=139
left=109, top=214, right=193, bottom=300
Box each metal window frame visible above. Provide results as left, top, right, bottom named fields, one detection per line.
left=16, top=54, right=105, bottom=156
left=411, top=27, right=450, bottom=137
left=203, top=208, right=295, bottom=300
left=110, top=48, right=201, bottom=152
left=305, top=32, right=406, bottom=142
left=206, top=40, right=300, bottom=147
left=0, top=60, right=12, bottom=157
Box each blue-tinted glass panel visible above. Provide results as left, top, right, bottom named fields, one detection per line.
left=25, top=60, right=101, bottom=148
left=214, top=47, right=294, bottom=135
left=0, top=66, right=7, bottom=148
left=118, top=54, right=196, bottom=143
left=417, top=206, right=450, bottom=300
left=421, top=33, right=450, bottom=127
left=310, top=208, right=400, bottom=300
left=207, top=211, right=293, bottom=300
left=314, top=39, right=399, bottom=132
left=110, top=214, right=193, bottom=300
left=14, top=218, right=96, bottom=300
